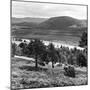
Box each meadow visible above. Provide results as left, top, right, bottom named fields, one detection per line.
left=11, top=56, right=87, bottom=90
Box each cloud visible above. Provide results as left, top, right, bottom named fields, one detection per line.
left=12, top=1, right=87, bottom=19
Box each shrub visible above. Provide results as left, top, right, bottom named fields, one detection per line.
left=38, top=61, right=45, bottom=66
left=56, top=63, right=62, bottom=67
left=64, top=65, right=75, bottom=78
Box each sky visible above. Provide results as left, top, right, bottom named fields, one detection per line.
left=12, top=1, right=87, bottom=19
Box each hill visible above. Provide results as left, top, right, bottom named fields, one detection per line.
left=38, top=16, right=87, bottom=29
left=11, top=16, right=87, bottom=46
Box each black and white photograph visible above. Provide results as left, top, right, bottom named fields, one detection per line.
left=11, top=0, right=88, bottom=89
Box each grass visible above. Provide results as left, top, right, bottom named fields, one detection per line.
left=11, top=57, right=87, bottom=90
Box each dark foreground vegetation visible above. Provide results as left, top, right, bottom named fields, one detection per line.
left=11, top=32, right=87, bottom=89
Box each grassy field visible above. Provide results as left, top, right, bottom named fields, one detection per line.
left=11, top=57, right=87, bottom=90
left=12, top=28, right=84, bottom=46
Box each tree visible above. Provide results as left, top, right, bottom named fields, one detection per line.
left=67, top=54, right=77, bottom=65
left=39, top=49, right=49, bottom=64
left=77, top=53, right=87, bottom=67
left=48, top=43, right=58, bottom=68
left=56, top=50, right=61, bottom=63
left=11, top=43, right=17, bottom=57
left=19, top=42, right=28, bottom=56
left=27, top=39, right=46, bottom=68
left=79, top=32, right=87, bottom=47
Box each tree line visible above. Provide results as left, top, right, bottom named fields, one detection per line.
left=11, top=32, right=87, bottom=68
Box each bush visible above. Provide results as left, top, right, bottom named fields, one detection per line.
left=38, top=61, right=45, bottom=66
left=56, top=63, right=62, bottom=67
left=64, top=65, right=75, bottom=78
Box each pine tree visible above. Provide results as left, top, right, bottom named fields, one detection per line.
left=79, top=32, right=87, bottom=47
left=48, top=43, right=58, bottom=68
left=27, top=39, right=46, bottom=68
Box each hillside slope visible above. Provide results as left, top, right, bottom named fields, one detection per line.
left=38, top=16, right=87, bottom=29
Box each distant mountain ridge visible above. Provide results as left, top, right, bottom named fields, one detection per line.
left=12, top=16, right=87, bottom=30
left=12, top=17, right=48, bottom=24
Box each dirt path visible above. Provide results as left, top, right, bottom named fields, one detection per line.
left=14, top=55, right=35, bottom=61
